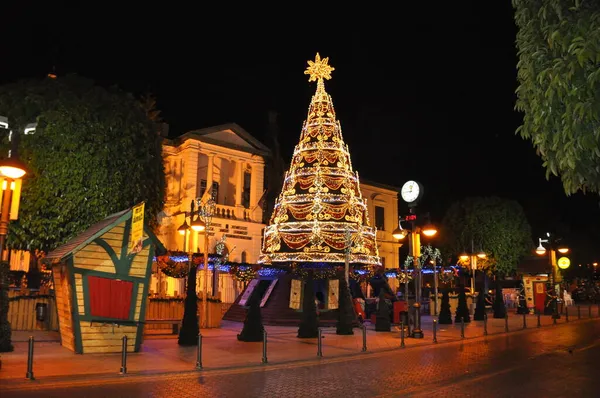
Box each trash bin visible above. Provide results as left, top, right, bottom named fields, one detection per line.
left=36, top=302, right=48, bottom=322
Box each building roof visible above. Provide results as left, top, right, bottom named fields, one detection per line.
left=165, top=123, right=271, bottom=157
left=359, top=178, right=401, bottom=193
left=46, top=207, right=166, bottom=262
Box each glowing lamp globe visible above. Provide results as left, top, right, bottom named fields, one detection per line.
left=0, top=158, right=27, bottom=179
left=459, top=254, right=469, bottom=262
left=421, top=224, right=437, bottom=237
left=177, top=221, right=189, bottom=235
left=392, top=227, right=407, bottom=240
left=557, top=246, right=569, bottom=254
left=535, top=245, right=546, bottom=255
left=190, top=218, right=206, bottom=232
left=477, top=252, right=487, bottom=259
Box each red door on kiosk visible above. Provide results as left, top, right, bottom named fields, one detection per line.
left=534, top=282, right=546, bottom=313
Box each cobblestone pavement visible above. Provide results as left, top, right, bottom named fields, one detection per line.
left=2, top=319, right=598, bottom=398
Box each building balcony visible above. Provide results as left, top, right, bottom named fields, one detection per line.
left=213, top=204, right=253, bottom=222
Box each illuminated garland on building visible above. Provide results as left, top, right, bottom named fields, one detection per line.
left=258, top=54, right=380, bottom=266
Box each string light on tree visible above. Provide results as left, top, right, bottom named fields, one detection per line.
left=259, top=53, right=380, bottom=266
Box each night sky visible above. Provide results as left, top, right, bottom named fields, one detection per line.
left=2, top=2, right=599, bottom=264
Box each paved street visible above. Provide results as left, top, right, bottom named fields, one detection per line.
left=2, top=319, right=598, bottom=397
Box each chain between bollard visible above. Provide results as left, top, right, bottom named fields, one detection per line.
left=522, top=313, right=527, bottom=329
left=196, top=333, right=203, bottom=370
left=433, top=319, right=438, bottom=343
left=460, top=317, right=465, bottom=339
left=483, top=313, right=488, bottom=336
left=262, top=329, right=268, bottom=364
left=361, top=324, right=367, bottom=352
left=120, top=335, right=128, bottom=374
left=317, top=328, right=323, bottom=357
left=26, top=336, right=35, bottom=380
left=537, top=311, right=541, bottom=328
left=400, top=321, right=405, bottom=348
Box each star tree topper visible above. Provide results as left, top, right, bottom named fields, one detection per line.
left=304, top=53, right=335, bottom=82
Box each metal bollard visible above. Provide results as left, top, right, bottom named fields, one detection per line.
left=522, top=313, right=527, bottom=329
left=504, top=312, right=509, bottom=333
left=537, top=311, right=541, bottom=328
left=400, top=321, right=405, bottom=348
left=196, top=333, right=203, bottom=370
left=120, top=335, right=127, bottom=374
left=578, top=305, right=581, bottom=319
left=433, top=319, right=438, bottom=343
left=483, top=313, right=488, bottom=336
left=317, top=328, right=323, bottom=357
left=553, top=313, right=557, bottom=324
left=361, top=324, right=367, bottom=352
left=565, top=306, right=569, bottom=322
left=589, top=304, right=592, bottom=318
left=26, top=336, right=34, bottom=380
left=460, top=317, right=465, bottom=339
left=262, top=329, right=268, bottom=364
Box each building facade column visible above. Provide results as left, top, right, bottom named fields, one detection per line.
left=202, top=153, right=215, bottom=202
left=249, top=160, right=264, bottom=222
left=235, top=160, right=244, bottom=218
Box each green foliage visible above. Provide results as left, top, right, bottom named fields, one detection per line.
left=513, top=0, right=600, bottom=194
left=0, top=75, right=165, bottom=251
left=442, top=197, right=533, bottom=276
left=0, top=262, right=14, bottom=352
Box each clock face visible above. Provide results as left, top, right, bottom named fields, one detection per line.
left=401, top=180, right=421, bottom=203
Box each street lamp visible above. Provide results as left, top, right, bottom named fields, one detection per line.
left=197, top=199, right=216, bottom=328
left=0, top=157, right=28, bottom=259
left=393, top=214, right=437, bottom=338
left=536, top=235, right=568, bottom=319
left=177, top=198, right=215, bottom=328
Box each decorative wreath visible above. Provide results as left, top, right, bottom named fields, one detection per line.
left=438, top=267, right=455, bottom=284
left=156, top=255, right=189, bottom=279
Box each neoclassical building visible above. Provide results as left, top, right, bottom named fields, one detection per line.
left=157, top=123, right=270, bottom=262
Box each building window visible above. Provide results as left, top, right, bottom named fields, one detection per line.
left=199, top=180, right=219, bottom=201
left=375, top=206, right=385, bottom=231
left=241, top=251, right=247, bottom=263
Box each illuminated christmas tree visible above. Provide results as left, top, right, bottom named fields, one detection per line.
left=259, top=54, right=380, bottom=266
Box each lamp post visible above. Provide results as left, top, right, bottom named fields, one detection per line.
left=536, top=234, right=568, bottom=319
left=177, top=199, right=215, bottom=329
left=0, top=158, right=27, bottom=260
left=459, top=239, right=487, bottom=296
left=197, top=199, right=216, bottom=328
left=392, top=210, right=437, bottom=338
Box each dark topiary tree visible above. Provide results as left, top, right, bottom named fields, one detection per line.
left=455, top=287, right=471, bottom=323
left=298, top=271, right=318, bottom=338
left=493, top=278, right=506, bottom=319
left=0, top=262, right=14, bottom=352
left=178, top=264, right=199, bottom=346
left=375, top=289, right=391, bottom=332
left=237, top=293, right=264, bottom=342
left=438, top=289, right=453, bottom=324
left=336, top=272, right=355, bottom=335
left=474, top=289, right=486, bottom=321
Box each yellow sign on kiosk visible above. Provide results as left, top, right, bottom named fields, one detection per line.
left=557, top=257, right=571, bottom=270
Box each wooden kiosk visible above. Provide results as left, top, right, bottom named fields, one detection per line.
left=45, top=206, right=165, bottom=354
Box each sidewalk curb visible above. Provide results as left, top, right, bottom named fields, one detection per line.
left=3, top=318, right=597, bottom=391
